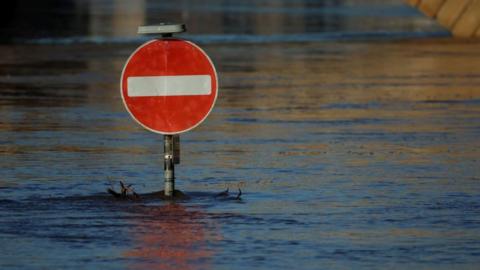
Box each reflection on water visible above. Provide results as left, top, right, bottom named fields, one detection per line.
left=1, top=0, right=480, bottom=269
left=125, top=203, right=216, bottom=270
left=2, top=37, right=479, bottom=269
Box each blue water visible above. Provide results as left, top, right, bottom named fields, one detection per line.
left=1, top=0, right=480, bottom=269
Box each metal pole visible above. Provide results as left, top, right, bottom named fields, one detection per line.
left=164, top=135, right=175, bottom=197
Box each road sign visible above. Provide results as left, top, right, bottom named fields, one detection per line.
left=120, top=38, right=218, bottom=134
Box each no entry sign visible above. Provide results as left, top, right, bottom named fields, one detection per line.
left=120, top=38, right=218, bottom=134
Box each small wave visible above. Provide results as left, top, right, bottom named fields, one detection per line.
left=17, top=31, right=449, bottom=45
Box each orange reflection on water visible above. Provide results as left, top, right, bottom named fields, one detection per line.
left=124, top=203, right=219, bottom=270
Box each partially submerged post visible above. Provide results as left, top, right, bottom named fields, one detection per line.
left=138, top=23, right=185, bottom=198
left=120, top=23, right=218, bottom=198
left=163, top=134, right=180, bottom=196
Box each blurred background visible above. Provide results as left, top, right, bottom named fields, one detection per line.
left=1, top=0, right=446, bottom=43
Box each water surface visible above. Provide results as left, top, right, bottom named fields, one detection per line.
left=1, top=1, right=480, bottom=269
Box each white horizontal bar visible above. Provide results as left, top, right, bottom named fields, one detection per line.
left=127, top=75, right=211, bottom=97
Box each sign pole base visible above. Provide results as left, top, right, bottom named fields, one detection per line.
left=164, top=135, right=175, bottom=197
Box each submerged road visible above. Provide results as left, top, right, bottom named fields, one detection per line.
left=1, top=1, right=480, bottom=269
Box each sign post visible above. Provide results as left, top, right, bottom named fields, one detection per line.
left=164, top=134, right=175, bottom=197
left=120, top=23, right=218, bottom=197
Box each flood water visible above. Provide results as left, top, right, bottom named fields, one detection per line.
left=1, top=0, right=480, bottom=269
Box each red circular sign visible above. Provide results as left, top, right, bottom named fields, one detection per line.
left=120, top=38, right=218, bottom=134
